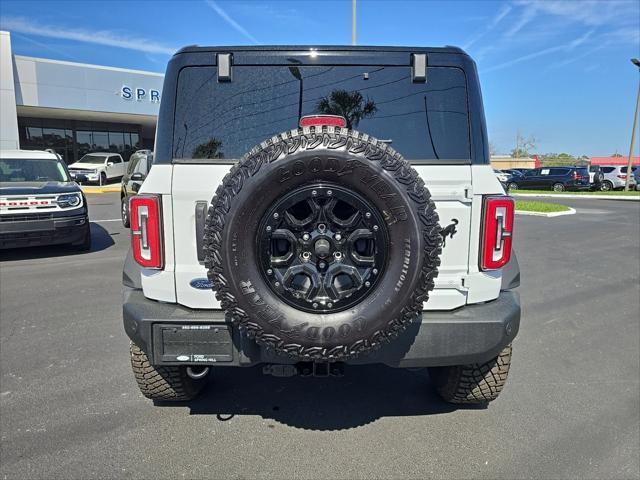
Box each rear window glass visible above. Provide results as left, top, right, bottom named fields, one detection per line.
left=172, top=66, right=470, bottom=161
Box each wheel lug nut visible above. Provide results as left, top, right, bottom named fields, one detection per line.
left=312, top=302, right=318, bottom=309
left=318, top=223, right=326, bottom=231
left=312, top=190, right=317, bottom=196
left=327, top=190, right=333, bottom=196
left=334, top=251, right=342, bottom=260
left=327, top=302, right=333, bottom=308
left=266, top=226, right=272, bottom=232
left=267, top=269, right=273, bottom=275
left=334, top=233, right=342, bottom=241
left=275, top=282, right=280, bottom=287
left=302, top=252, right=311, bottom=260
left=319, top=261, right=326, bottom=268
left=273, top=212, right=279, bottom=219
left=365, top=281, right=371, bottom=287
left=373, top=225, right=379, bottom=231
left=372, top=268, right=378, bottom=275
left=302, top=233, right=310, bottom=241
left=365, top=212, right=372, bottom=219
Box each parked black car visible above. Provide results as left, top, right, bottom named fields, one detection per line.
left=120, top=151, right=153, bottom=227
left=507, top=166, right=590, bottom=192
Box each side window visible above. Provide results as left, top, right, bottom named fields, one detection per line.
left=601, top=167, right=615, bottom=173
left=111, top=155, right=122, bottom=164
left=524, top=169, right=538, bottom=177
left=539, top=169, right=551, bottom=176
left=135, top=155, right=150, bottom=175
left=549, top=168, right=567, bottom=176
left=127, top=157, right=140, bottom=174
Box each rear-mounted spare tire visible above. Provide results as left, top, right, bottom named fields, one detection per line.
left=204, top=128, right=442, bottom=361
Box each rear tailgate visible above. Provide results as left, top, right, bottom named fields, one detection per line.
left=171, top=162, right=474, bottom=311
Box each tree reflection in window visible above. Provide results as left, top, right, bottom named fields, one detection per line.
left=315, top=90, right=377, bottom=129
left=193, top=138, right=224, bottom=159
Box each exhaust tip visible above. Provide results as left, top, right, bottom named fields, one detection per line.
left=186, top=366, right=210, bottom=380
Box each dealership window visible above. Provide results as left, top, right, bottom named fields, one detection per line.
left=18, top=118, right=144, bottom=163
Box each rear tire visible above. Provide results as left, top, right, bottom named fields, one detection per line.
left=429, top=344, right=512, bottom=404
left=507, top=182, right=518, bottom=191
left=121, top=197, right=130, bottom=228
left=552, top=183, right=565, bottom=192
left=130, top=342, right=205, bottom=401
left=600, top=180, right=613, bottom=192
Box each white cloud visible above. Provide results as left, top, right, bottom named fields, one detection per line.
left=204, top=0, right=260, bottom=44
left=463, top=4, right=513, bottom=49
left=0, top=16, right=176, bottom=55
left=515, top=0, right=638, bottom=27
left=483, top=30, right=595, bottom=73
left=504, top=6, right=537, bottom=38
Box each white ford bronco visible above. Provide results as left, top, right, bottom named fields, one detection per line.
left=123, top=46, right=520, bottom=405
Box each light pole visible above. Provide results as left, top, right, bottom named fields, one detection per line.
left=625, top=58, right=640, bottom=191
left=287, top=58, right=303, bottom=122
left=352, top=0, right=356, bottom=46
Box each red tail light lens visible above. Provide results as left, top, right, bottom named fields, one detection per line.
left=480, top=196, right=514, bottom=271
left=299, top=115, right=347, bottom=128
left=618, top=175, right=627, bottom=180
left=130, top=195, right=163, bottom=269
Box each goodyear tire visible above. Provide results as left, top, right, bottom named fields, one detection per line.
left=204, top=128, right=442, bottom=361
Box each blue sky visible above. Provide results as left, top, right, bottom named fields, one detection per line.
left=1, top=0, right=638, bottom=157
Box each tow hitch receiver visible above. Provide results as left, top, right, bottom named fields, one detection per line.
left=262, top=362, right=345, bottom=377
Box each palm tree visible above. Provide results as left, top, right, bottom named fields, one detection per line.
left=316, top=90, right=377, bottom=129
left=193, top=138, right=224, bottom=159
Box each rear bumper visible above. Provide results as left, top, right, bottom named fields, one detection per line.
left=123, top=288, right=520, bottom=368
left=0, top=213, right=88, bottom=249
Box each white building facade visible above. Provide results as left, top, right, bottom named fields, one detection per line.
left=0, top=31, right=163, bottom=163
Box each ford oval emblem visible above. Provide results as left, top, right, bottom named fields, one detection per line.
left=190, top=278, right=214, bottom=290
left=176, top=355, right=190, bottom=362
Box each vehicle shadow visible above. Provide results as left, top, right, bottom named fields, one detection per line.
left=0, top=222, right=115, bottom=262
left=158, top=364, right=471, bottom=430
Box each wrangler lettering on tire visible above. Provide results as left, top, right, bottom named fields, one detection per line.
left=204, top=128, right=442, bottom=361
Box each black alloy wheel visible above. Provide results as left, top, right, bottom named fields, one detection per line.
left=258, top=184, right=388, bottom=314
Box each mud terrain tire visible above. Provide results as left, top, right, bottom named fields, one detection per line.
left=429, top=344, right=513, bottom=404
left=130, top=342, right=205, bottom=401
left=204, top=127, right=442, bottom=361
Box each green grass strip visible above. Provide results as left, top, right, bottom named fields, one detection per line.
left=515, top=200, right=571, bottom=213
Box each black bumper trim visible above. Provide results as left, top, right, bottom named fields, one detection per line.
left=123, top=288, right=520, bottom=368
left=0, top=214, right=88, bottom=248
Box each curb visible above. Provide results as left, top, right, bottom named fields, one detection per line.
left=80, top=185, right=120, bottom=194
left=512, top=193, right=639, bottom=201
left=515, top=207, right=576, bottom=218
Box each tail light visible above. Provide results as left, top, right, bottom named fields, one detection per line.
left=480, top=196, right=514, bottom=271
left=130, top=195, right=163, bottom=269
left=618, top=175, right=627, bottom=180
left=572, top=171, right=578, bottom=180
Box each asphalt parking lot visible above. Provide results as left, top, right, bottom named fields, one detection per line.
left=1, top=193, right=638, bottom=479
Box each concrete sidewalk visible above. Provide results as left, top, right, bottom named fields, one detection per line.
left=79, top=184, right=120, bottom=194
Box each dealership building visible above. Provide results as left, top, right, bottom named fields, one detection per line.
left=0, top=31, right=163, bottom=163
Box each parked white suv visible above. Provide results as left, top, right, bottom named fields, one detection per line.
left=123, top=46, right=521, bottom=406
left=68, top=152, right=128, bottom=185
left=599, top=165, right=638, bottom=191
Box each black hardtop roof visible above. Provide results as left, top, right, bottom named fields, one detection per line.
left=175, top=44, right=468, bottom=56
